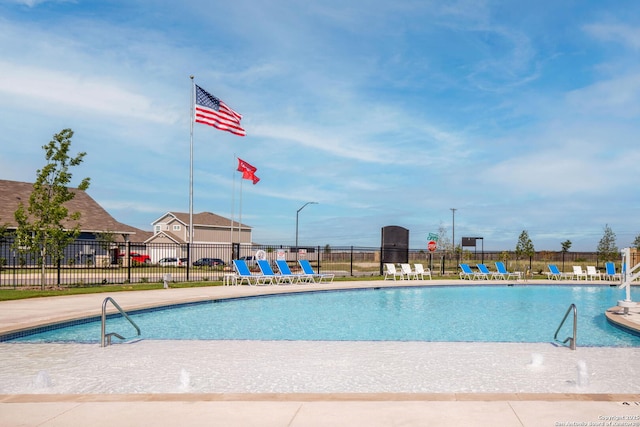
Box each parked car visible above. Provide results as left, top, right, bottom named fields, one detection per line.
left=158, top=257, right=179, bottom=267
left=238, top=255, right=256, bottom=266
left=159, top=257, right=189, bottom=266
left=118, top=252, right=151, bottom=264
left=192, top=258, right=225, bottom=267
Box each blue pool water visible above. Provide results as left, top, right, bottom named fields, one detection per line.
left=9, top=285, right=640, bottom=346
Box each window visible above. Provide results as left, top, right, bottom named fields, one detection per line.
left=154, top=225, right=161, bottom=233
left=173, top=225, right=181, bottom=231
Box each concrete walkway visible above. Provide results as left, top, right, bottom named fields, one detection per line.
left=1, top=279, right=639, bottom=427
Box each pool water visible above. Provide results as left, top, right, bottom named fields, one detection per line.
left=10, top=285, right=640, bottom=346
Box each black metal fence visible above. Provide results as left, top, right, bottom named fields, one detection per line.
left=0, top=237, right=633, bottom=288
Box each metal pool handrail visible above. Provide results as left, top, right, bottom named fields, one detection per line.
left=554, top=303, right=577, bottom=350
left=101, top=297, right=141, bottom=347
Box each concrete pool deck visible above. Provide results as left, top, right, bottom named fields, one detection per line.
left=1, top=279, right=639, bottom=426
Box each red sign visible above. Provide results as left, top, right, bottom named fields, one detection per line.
left=428, top=241, right=437, bottom=252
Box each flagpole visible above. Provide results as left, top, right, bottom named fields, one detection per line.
left=230, top=154, right=236, bottom=245
left=189, top=76, right=195, bottom=248
left=238, top=177, right=243, bottom=246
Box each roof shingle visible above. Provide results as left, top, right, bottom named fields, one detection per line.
left=0, top=179, right=138, bottom=235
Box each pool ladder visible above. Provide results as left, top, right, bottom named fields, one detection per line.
left=554, top=303, right=577, bottom=350
left=101, top=297, right=141, bottom=347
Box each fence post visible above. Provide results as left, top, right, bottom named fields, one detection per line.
left=186, top=243, right=190, bottom=282
left=126, top=241, right=131, bottom=283
left=350, top=246, right=354, bottom=276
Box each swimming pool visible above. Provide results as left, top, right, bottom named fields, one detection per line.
left=9, top=285, right=640, bottom=347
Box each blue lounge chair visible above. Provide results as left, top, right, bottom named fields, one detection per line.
left=257, top=259, right=291, bottom=284
left=275, top=259, right=313, bottom=284
left=605, top=262, right=621, bottom=281
left=494, top=262, right=519, bottom=280
left=233, top=259, right=269, bottom=286
left=459, top=263, right=474, bottom=280
left=299, top=259, right=335, bottom=283
left=546, top=264, right=568, bottom=280
left=476, top=264, right=492, bottom=280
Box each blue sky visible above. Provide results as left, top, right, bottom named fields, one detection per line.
left=1, top=0, right=639, bottom=251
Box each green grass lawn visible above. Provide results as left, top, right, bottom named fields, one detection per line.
left=0, top=281, right=220, bottom=302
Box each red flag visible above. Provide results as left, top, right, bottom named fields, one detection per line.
left=194, top=85, right=246, bottom=137
left=237, top=158, right=260, bottom=184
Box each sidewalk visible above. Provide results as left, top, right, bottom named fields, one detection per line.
left=1, top=280, right=639, bottom=427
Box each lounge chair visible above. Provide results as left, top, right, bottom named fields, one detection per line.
left=476, top=264, right=493, bottom=280
left=604, top=262, right=621, bottom=281
left=299, top=259, right=335, bottom=283
left=494, top=262, right=519, bottom=280
left=546, top=264, right=571, bottom=280
left=459, top=263, right=474, bottom=280
left=275, top=259, right=313, bottom=284
left=384, top=263, right=405, bottom=280
left=414, top=263, right=432, bottom=280
left=400, top=263, right=418, bottom=280
left=257, top=259, right=291, bottom=285
left=232, top=259, right=269, bottom=286
left=572, top=266, right=587, bottom=280
left=586, top=266, right=601, bottom=280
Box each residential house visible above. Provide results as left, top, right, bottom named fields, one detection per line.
left=146, top=211, right=252, bottom=263
left=0, top=179, right=148, bottom=265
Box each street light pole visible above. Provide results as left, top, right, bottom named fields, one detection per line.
left=295, top=202, right=318, bottom=249
left=450, top=208, right=457, bottom=269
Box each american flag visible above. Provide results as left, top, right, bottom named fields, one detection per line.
left=194, top=85, right=246, bottom=137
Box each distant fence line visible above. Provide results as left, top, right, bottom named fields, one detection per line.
left=0, top=238, right=632, bottom=288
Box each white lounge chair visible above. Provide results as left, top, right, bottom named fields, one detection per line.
left=414, top=263, right=432, bottom=280
left=586, top=266, right=601, bottom=280
left=572, top=266, right=587, bottom=280
left=400, top=263, right=417, bottom=279
left=384, top=263, right=404, bottom=280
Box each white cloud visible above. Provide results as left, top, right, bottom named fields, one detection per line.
left=584, top=22, right=640, bottom=50
left=565, top=72, right=640, bottom=118
left=6, top=0, right=63, bottom=6
left=0, top=61, right=179, bottom=123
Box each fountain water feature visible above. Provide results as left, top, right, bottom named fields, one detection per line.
left=33, top=370, right=52, bottom=389
left=179, top=368, right=191, bottom=392
left=576, top=360, right=589, bottom=387
left=1, top=341, right=639, bottom=395
left=527, top=353, right=544, bottom=369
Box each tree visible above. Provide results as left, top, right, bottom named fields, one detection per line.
left=515, top=230, right=535, bottom=271
left=0, top=223, right=7, bottom=270
left=560, top=240, right=572, bottom=272
left=597, top=224, right=618, bottom=263
left=437, top=222, right=451, bottom=253
left=13, top=129, right=90, bottom=289
left=95, top=231, right=117, bottom=266
left=632, top=233, right=640, bottom=250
